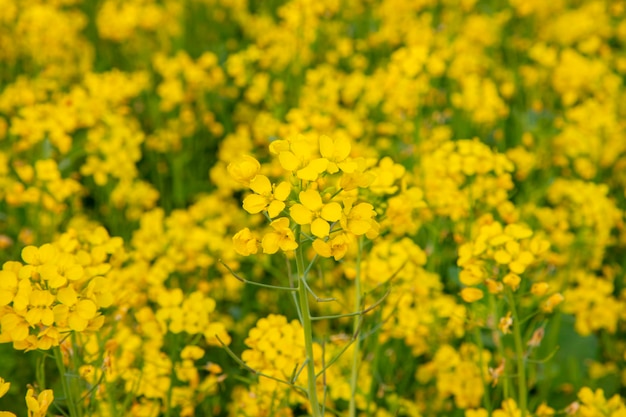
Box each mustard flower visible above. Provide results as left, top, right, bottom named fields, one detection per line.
left=312, top=233, right=351, bottom=260
left=227, top=155, right=261, bottom=186
left=232, top=228, right=259, bottom=256
left=0, top=378, right=9, bottom=398
left=498, top=312, right=513, bottom=334
left=460, top=288, right=484, bottom=303
left=243, top=175, right=290, bottom=218
left=271, top=135, right=328, bottom=181
left=25, top=388, right=53, bottom=417
left=290, top=189, right=342, bottom=238
left=0, top=270, right=18, bottom=306
left=261, top=217, right=298, bottom=254
left=319, top=134, right=356, bottom=174
left=341, top=199, right=376, bottom=236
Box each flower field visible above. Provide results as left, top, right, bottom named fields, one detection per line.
left=1, top=0, right=626, bottom=415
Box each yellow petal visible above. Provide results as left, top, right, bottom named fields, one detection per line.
left=505, top=224, right=533, bottom=239
left=337, top=160, right=357, bottom=173
left=460, top=288, right=484, bottom=303
left=26, top=393, right=40, bottom=413
left=347, top=219, right=371, bottom=235
left=243, top=194, right=268, bottom=214
left=505, top=240, right=520, bottom=256
left=41, top=309, right=54, bottom=326
left=321, top=202, right=342, bottom=222
left=57, top=287, right=78, bottom=306
left=0, top=271, right=17, bottom=290
left=261, top=233, right=280, bottom=254
left=493, top=250, right=512, bottom=265
left=68, top=314, right=88, bottom=332
left=297, top=158, right=328, bottom=181
left=25, top=309, right=42, bottom=326
left=459, top=268, right=484, bottom=286
left=227, top=155, right=260, bottom=184
left=299, top=189, right=323, bottom=211
left=249, top=175, right=272, bottom=195
left=48, top=274, right=67, bottom=289
left=273, top=181, right=291, bottom=201
left=311, top=218, right=330, bottom=238
left=267, top=200, right=285, bottom=218
left=326, top=162, right=339, bottom=174
left=334, top=136, right=351, bottom=161
left=279, top=151, right=300, bottom=171
left=509, top=261, right=527, bottom=275
left=503, top=273, right=521, bottom=291
left=270, top=217, right=291, bottom=231
left=279, top=236, right=298, bottom=252
left=65, top=264, right=84, bottom=281
left=319, top=135, right=334, bottom=159
left=0, top=379, right=10, bottom=398
left=312, top=239, right=332, bottom=257
left=76, top=299, right=97, bottom=320
left=529, top=237, right=550, bottom=255
left=0, top=290, right=13, bottom=306
left=21, top=246, right=39, bottom=265
left=38, top=244, right=56, bottom=264
left=290, top=204, right=313, bottom=225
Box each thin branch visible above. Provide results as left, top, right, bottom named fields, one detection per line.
left=219, top=260, right=297, bottom=292
left=310, top=288, right=390, bottom=321
left=291, top=360, right=308, bottom=384
left=526, top=346, right=560, bottom=363
left=215, top=335, right=307, bottom=395
left=302, top=276, right=336, bottom=302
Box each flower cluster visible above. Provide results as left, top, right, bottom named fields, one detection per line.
left=457, top=217, right=552, bottom=303
left=230, top=133, right=381, bottom=259
left=0, top=227, right=121, bottom=351
left=0, top=0, right=625, bottom=415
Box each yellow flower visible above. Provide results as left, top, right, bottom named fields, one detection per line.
left=534, top=403, right=555, bottom=417
left=493, top=399, right=521, bottom=417
left=341, top=199, right=376, bottom=236
left=498, top=312, right=513, bottom=334
left=243, top=175, right=290, bottom=218
left=319, top=134, right=356, bottom=174
left=272, top=135, right=328, bottom=181
left=312, top=233, right=351, bottom=260
left=0, top=270, right=18, bottom=306
left=25, top=290, right=55, bottom=326
left=21, top=244, right=57, bottom=266
left=25, top=388, right=53, bottom=417
left=53, top=299, right=99, bottom=332
left=0, top=378, right=10, bottom=398
left=502, top=273, right=521, bottom=291
left=459, top=263, right=485, bottom=286
left=465, top=409, right=488, bottom=417
left=460, top=288, right=484, bottom=303
left=233, top=228, right=259, bottom=256
left=261, top=217, right=298, bottom=254
left=531, top=282, right=550, bottom=296
left=227, top=155, right=261, bottom=186
left=290, top=189, right=342, bottom=238
left=542, top=293, right=564, bottom=313
left=0, top=313, right=29, bottom=341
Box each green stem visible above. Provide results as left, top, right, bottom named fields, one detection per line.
left=507, top=289, right=527, bottom=416
left=295, top=232, right=322, bottom=417
left=54, top=346, right=80, bottom=417
left=489, top=293, right=510, bottom=399
left=349, top=237, right=363, bottom=417
left=473, top=323, right=492, bottom=416
left=36, top=353, right=47, bottom=391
